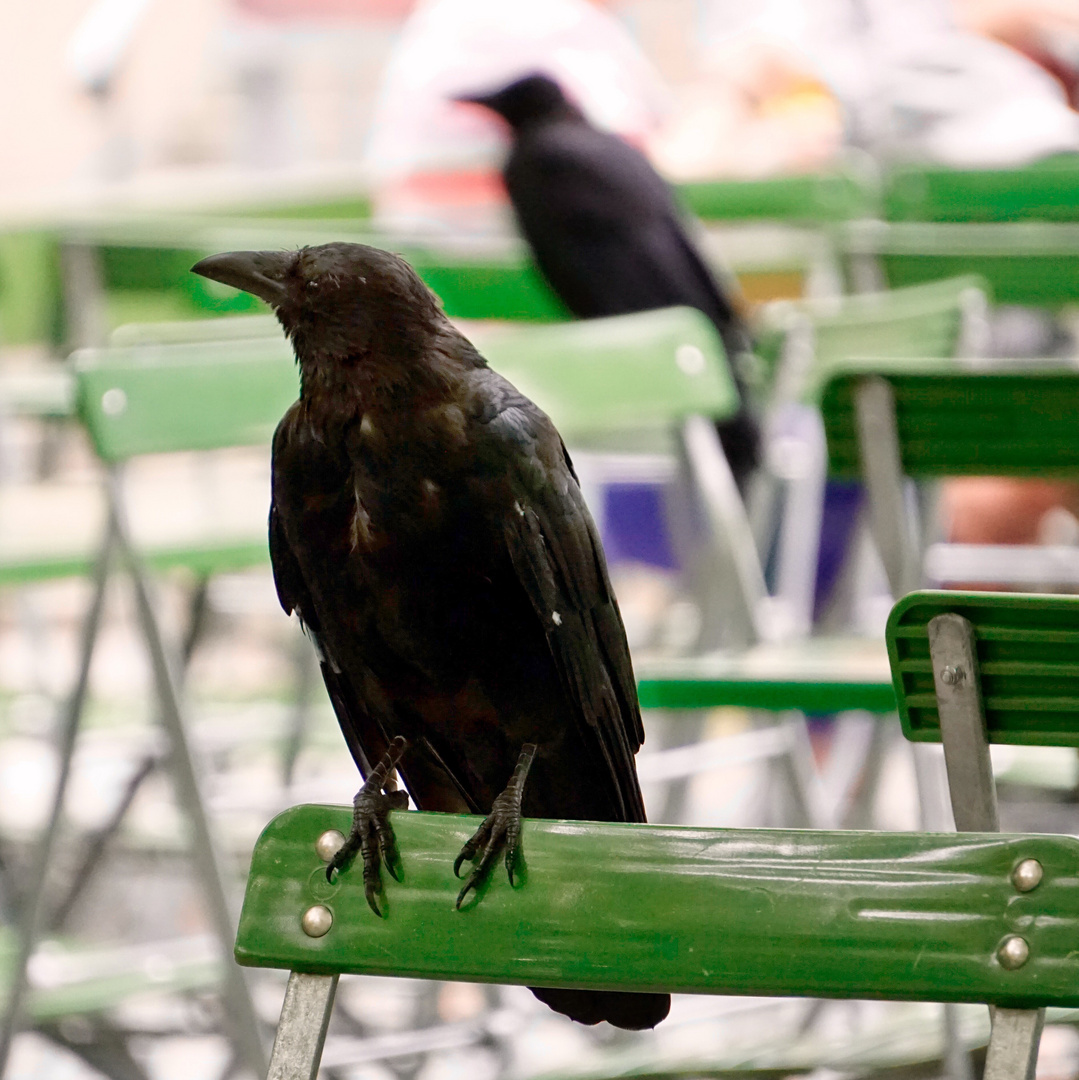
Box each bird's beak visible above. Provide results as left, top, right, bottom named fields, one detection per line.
left=190, top=250, right=292, bottom=308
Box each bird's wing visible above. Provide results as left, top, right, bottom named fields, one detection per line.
left=270, top=495, right=383, bottom=779
left=479, top=374, right=647, bottom=821
left=269, top=406, right=393, bottom=780
left=270, top=405, right=481, bottom=813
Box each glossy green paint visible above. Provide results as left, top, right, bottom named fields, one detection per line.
left=819, top=364, right=1079, bottom=480
left=889, top=590, right=1079, bottom=747
left=679, top=172, right=873, bottom=223
left=236, top=805, right=1079, bottom=1007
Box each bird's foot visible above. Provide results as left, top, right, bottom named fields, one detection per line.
left=327, top=736, right=409, bottom=916
left=454, top=743, right=536, bottom=909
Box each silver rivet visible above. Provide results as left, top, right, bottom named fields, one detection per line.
left=302, top=905, right=333, bottom=938
left=1012, top=859, right=1043, bottom=893
left=315, top=829, right=345, bottom=862
left=997, top=935, right=1030, bottom=970
left=101, top=388, right=127, bottom=416
left=939, top=666, right=964, bottom=686
left=675, top=344, right=706, bottom=376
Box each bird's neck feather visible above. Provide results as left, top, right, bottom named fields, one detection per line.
left=297, top=327, right=482, bottom=432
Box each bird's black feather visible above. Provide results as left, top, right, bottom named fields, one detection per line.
left=463, top=73, right=760, bottom=488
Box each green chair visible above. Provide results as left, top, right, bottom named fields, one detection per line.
left=233, top=588, right=1079, bottom=1080
left=678, top=166, right=879, bottom=302
left=848, top=157, right=1079, bottom=306
left=818, top=360, right=1079, bottom=600
left=679, top=169, right=875, bottom=226
left=744, top=276, right=989, bottom=645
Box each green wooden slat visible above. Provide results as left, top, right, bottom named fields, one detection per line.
left=885, top=158, right=1079, bottom=223
left=73, top=337, right=299, bottom=462
left=236, top=805, right=1079, bottom=1008
left=679, top=172, right=873, bottom=223
left=756, top=275, right=985, bottom=393
left=887, top=591, right=1079, bottom=746
left=636, top=677, right=895, bottom=714
left=73, top=307, right=736, bottom=463
left=820, top=367, right=1079, bottom=479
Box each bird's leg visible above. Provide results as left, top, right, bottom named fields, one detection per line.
left=454, top=743, right=536, bottom=909
left=327, top=736, right=409, bottom=916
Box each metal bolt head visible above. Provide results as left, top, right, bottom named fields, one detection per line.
left=302, top=905, right=333, bottom=938
left=1012, top=858, right=1044, bottom=893
left=939, top=665, right=964, bottom=686
left=315, top=829, right=345, bottom=862
left=997, top=935, right=1030, bottom=970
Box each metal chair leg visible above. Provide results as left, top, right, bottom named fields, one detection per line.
left=110, top=474, right=267, bottom=1076
left=268, top=973, right=339, bottom=1080
left=928, top=613, right=1043, bottom=1080
left=853, top=376, right=922, bottom=599
left=0, top=517, right=116, bottom=1073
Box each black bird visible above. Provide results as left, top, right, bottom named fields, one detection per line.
left=191, top=242, right=671, bottom=1031
left=457, top=73, right=760, bottom=489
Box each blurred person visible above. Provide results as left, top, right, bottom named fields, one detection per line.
left=362, top=0, right=668, bottom=232
left=695, top=0, right=1079, bottom=167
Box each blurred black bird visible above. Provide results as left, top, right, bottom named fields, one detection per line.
left=191, top=242, right=671, bottom=1031
left=457, top=72, right=760, bottom=489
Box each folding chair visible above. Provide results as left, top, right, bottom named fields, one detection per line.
left=236, top=590, right=1079, bottom=1080
left=753, top=275, right=990, bottom=637
left=886, top=588, right=1079, bottom=1080
left=818, top=360, right=1079, bottom=598
left=0, top=335, right=300, bottom=1075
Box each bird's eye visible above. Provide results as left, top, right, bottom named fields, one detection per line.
left=306, top=280, right=319, bottom=292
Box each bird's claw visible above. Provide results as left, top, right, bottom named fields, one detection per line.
left=327, top=736, right=409, bottom=917
left=455, top=743, right=536, bottom=908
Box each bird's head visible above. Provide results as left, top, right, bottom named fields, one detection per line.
left=455, top=73, right=581, bottom=130
left=191, top=243, right=445, bottom=390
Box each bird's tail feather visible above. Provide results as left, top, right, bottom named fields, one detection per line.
left=529, top=986, right=671, bottom=1030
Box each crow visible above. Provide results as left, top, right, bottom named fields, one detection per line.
left=191, top=242, right=671, bottom=1031
left=456, top=73, right=760, bottom=489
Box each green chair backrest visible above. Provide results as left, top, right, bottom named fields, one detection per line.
left=887, top=590, right=1079, bottom=748
left=474, top=306, right=737, bottom=444
left=235, top=803, right=1079, bottom=1008
left=74, top=307, right=736, bottom=463
left=885, top=157, right=1079, bottom=223
left=756, top=275, right=987, bottom=390
left=866, top=222, right=1079, bottom=308
left=679, top=170, right=875, bottom=224
left=74, top=337, right=299, bottom=462
left=818, top=362, right=1079, bottom=480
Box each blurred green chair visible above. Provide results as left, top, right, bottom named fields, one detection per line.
left=818, top=359, right=1079, bottom=600
left=848, top=157, right=1079, bottom=306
